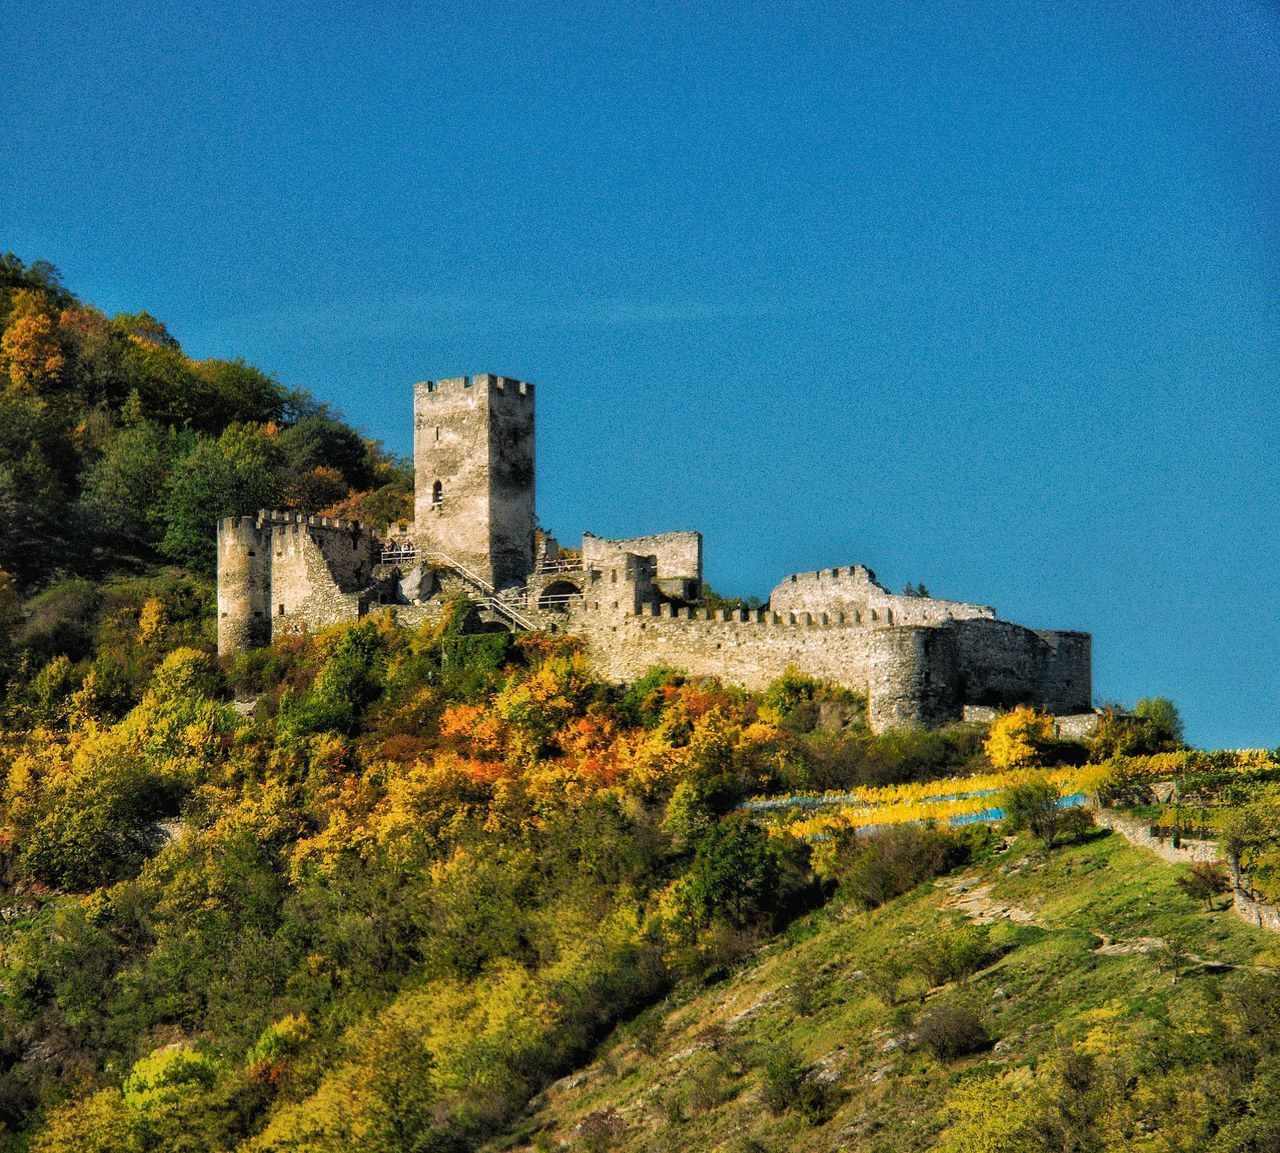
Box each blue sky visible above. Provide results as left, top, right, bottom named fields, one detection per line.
left=3, top=1, right=1278, bottom=748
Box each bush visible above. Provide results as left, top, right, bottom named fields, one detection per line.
left=814, top=824, right=969, bottom=909
left=759, top=1042, right=806, bottom=1114
left=757, top=1043, right=832, bottom=1123
left=914, top=1001, right=990, bottom=1060
left=788, top=724, right=986, bottom=792
left=576, top=1109, right=626, bottom=1152
left=913, top=924, right=997, bottom=987
left=1000, top=779, right=1066, bottom=848
left=985, top=707, right=1058, bottom=769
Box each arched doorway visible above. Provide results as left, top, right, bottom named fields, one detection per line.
left=538, top=580, right=583, bottom=613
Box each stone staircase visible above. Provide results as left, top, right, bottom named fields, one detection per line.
left=423, top=551, right=537, bottom=631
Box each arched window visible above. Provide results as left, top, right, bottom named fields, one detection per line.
left=432, top=480, right=443, bottom=507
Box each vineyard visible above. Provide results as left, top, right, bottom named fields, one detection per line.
left=749, top=749, right=1279, bottom=841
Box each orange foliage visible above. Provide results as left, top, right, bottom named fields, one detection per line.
left=2, top=313, right=65, bottom=394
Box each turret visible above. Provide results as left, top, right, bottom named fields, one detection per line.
left=217, top=516, right=271, bottom=655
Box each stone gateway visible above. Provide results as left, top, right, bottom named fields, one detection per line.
left=217, top=373, right=1092, bottom=731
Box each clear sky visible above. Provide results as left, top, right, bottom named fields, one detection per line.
left=3, top=0, right=1278, bottom=748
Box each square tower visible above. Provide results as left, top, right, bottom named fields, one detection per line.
left=413, top=374, right=535, bottom=591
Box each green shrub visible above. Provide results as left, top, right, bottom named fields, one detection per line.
left=914, top=1000, right=990, bottom=1060
left=913, top=924, right=997, bottom=987
left=814, top=824, right=979, bottom=909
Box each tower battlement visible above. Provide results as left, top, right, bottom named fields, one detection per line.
left=416, top=374, right=533, bottom=399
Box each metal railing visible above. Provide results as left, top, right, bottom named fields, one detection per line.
left=424, top=550, right=537, bottom=631
left=535, top=593, right=584, bottom=611
left=535, top=557, right=588, bottom=574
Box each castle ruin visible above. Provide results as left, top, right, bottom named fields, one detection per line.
left=217, top=373, right=1092, bottom=731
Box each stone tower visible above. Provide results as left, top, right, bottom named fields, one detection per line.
left=413, top=374, right=535, bottom=591
left=216, top=516, right=271, bottom=653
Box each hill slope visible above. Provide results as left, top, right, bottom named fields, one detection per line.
left=493, top=829, right=1280, bottom=1153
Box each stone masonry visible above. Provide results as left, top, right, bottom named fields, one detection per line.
left=216, top=372, right=1094, bottom=731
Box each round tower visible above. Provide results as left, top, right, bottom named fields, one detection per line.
left=217, top=516, right=271, bottom=655
left=867, top=625, right=960, bottom=730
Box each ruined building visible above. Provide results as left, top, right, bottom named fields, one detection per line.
left=217, top=373, right=1092, bottom=731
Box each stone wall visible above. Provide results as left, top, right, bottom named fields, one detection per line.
left=268, top=521, right=376, bottom=639
left=561, top=595, right=1089, bottom=731
left=217, top=511, right=381, bottom=654
left=582, top=531, right=702, bottom=581
left=569, top=600, right=882, bottom=695
left=769, top=565, right=996, bottom=627
left=1234, top=892, right=1280, bottom=934
left=1091, top=808, right=1220, bottom=864
left=1055, top=712, right=1102, bottom=740
left=953, top=619, right=1091, bottom=715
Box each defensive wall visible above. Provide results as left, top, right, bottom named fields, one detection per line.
left=216, top=511, right=380, bottom=652
left=769, top=565, right=996, bottom=626
left=559, top=570, right=1091, bottom=730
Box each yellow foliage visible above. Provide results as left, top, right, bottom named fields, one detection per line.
left=934, top=1068, right=1046, bottom=1153
left=1, top=312, right=65, bottom=395
left=136, top=596, right=169, bottom=646
left=984, top=706, right=1057, bottom=769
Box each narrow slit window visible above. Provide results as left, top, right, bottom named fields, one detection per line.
left=432, top=480, right=443, bottom=507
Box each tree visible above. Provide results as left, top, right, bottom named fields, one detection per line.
left=78, top=421, right=182, bottom=541
left=683, top=816, right=781, bottom=928
left=1, top=311, right=65, bottom=396
left=1134, top=697, right=1184, bottom=749
left=159, top=432, right=283, bottom=572
left=158, top=441, right=241, bottom=571
left=1217, top=798, right=1280, bottom=895
left=277, top=414, right=374, bottom=490
left=984, top=706, right=1057, bottom=770
left=1000, top=779, right=1065, bottom=849
left=1177, top=861, right=1232, bottom=911
left=192, top=358, right=286, bottom=429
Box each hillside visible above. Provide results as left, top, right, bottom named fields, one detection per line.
left=0, top=253, right=411, bottom=596
left=494, top=828, right=1280, bottom=1152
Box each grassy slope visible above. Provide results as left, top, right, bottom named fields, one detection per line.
left=488, top=830, right=1275, bottom=1153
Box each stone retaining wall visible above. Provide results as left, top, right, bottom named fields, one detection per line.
left=1234, top=892, right=1280, bottom=933
left=1093, top=807, right=1280, bottom=934
left=1092, top=808, right=1220, bottom=864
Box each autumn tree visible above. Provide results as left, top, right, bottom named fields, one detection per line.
left=984, top=706, right=1057, bottom=770
left=2, top=311, right=65, bottom=396
left=1177, top=861, right=1232, bottom=911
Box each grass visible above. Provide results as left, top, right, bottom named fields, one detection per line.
left=485, top=828, right=1280, bottom=1153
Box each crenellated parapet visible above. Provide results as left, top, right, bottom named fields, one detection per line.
left=217, top=510, right=387, bottom=656
left=551, top=561, right=1090, bottom=730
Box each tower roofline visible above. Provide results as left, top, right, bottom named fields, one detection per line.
left=415, top=374, right=533, bottom=397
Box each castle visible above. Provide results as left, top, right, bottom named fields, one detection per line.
left=217, top=373, right=1093, bottom=731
